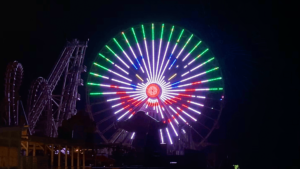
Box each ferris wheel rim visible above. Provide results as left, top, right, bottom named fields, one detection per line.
left=87, top=22, right=225, bottom=148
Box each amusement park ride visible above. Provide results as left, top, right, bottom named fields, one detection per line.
left=4, top=39, right=88, bottom=137
left=3, top=23, right=224, bottom=155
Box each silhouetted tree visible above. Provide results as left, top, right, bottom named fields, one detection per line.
left=57, top=110, right=96, bottom=143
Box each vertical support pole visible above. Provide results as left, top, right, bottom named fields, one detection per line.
left=8, top=131, right=11, bottom=169
left=51, top=144, right=54, bottom=167
left=58, top=145, right=61, bottom=167
left=83, top=149, right=85, bottom=169
left=71, top=146, right=74, bottom=167
left=33, top=143, right=36, bottom=156
left=25, top=141, right=29, bottom=156
left=44, top=144, right=47, bottom=155
left=65, top=146, right=68, bottom=167
left=77, top=147, right=80, bottom=168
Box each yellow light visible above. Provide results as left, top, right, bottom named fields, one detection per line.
left=136, top=74, right=144, bottom=82
left=168, top=73, right=177, bottom=81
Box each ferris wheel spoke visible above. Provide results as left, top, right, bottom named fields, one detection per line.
left=105, top=45, right=130, bottom=68
left=184, top=48, right=209, bottom=69
left=98, top=53, right=129, bottom=75
left=113, top=38, right=138, bottom=70
left=168, top=73, right=177, bottom=81
left=171, top=67, right=219, bottom=85
left=151, top=23, right=155, bottom=80
left=169, top=87, right=223, bottom=93
left=190, top=125, right=204, bottom=139
left=106, top=93, right=142, bottom=102
left=141, top=25, right=152, bottom=80
left=156, top=24, right=164, bottom=81
left=122, top=31, right=145, bottom=73
left=91, top=101, right=106, bottom=106
left=117, top=109, right=133, bottom=121
left=102, top=123, right=114, bottom=134
left=168, top=34, right=194, bottom=70
left=196, top=121, right=211, bottom=130
left=89, top=72, right=109, bottom=79
left=160, top=129, right=164, bottom=144
left=174, top=77, right=222, bottom=88
left=168, top=120, right=178, bottom=136
left=93, top=63, right=132, bottom=82
left=169, top=106, right=187, bottom=123
left=176, top=107, right=197, bottom=121
left=131, top=27, right=150, bottom=78
left=158, top=25, right=174, bottom=79
left=96, top=114, right=115, bottom=125
left=111, top=78, right=137, bottom=87
left=160, top=29, right=184, bottom=79
left=90, top=91, right=141, bottom=96
left=94, top=107, right=112, bottom=116
left=165, top=128, right=173, bottom=144
left=182, top=40, right=202, bottom=62
left=182, top=57, right=214, bottom=75
left=87, top=82, right=136, bottom=90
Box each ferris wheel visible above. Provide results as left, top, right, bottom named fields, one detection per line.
left=87, top=23, right=224, bottom=149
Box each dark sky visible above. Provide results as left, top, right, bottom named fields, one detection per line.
left=1, top=0, right=299, bottom=168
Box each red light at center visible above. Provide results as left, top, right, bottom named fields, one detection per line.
left=146, top=84, right=160, bottom=98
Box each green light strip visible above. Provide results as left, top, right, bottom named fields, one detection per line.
left=195, top=48, right=209, bottom=60
left=160, top=24, right=164, bottom=39
left=90, top=93, right=103, bottom=95
left=132, top=28, right=139, bottom=43
left=168, top=26, right=175, bottom=42
left=175, top=34, right=193, bottom=59
left=177, top=29, right=185, bottom=42
left=209, top=88, right=223, bottom=91
left=190, top=57, right=215, bottom=71
left=205, top=77, right=222, bottom=82
left=189, top=41, right=202, bottom=54
left=87, top=82, right=100, bottom=86
left=205, top=67, right=219, bottom=74
left=99, top=53, right=114, bottom=64
left=142, top=25, right=146, bottom=39
left=106, top=45, right=117, bottom=56
left=122, top=32, right=131, bottom=47
left=93, top=62, right=109, bottom=71
left=200, top=48, right=209, bottom=56
left=152, top=23, right=154, bottom=40
left=89, top=72, right=104, bottom=78
left=113, top=38, right=125, bottom=52
left=183, top=34, right=193, bottom=48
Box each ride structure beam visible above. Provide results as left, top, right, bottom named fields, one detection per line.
left=27, top=39, right=88, bottom=136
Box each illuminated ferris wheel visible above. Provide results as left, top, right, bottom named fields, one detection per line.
left=87, top=23, right=224, bottom=149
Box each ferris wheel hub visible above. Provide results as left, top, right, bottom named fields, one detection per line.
left=146, top=83, right=161, bottom=98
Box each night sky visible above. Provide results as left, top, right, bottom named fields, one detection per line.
left=1, top=0, right=299, bottom=168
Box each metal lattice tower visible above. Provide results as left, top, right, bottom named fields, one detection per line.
left=27, top=39, right=88, bottom=137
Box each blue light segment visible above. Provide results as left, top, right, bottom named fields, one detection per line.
left=169, top=59, right=177, bottom=69
left=131, top=84, right=137, bottom=90
left=130, top=84, right=137, bottom=88
left=136, top=58, right=141, bottom=67
left=171, top=81, right=180, bottom=86
left=168, top=54, right=173, bottom=60
left=133, top=64, right=138, bottom=70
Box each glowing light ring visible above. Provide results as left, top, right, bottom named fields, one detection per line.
left=88, top=23, right=224, bottom=146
